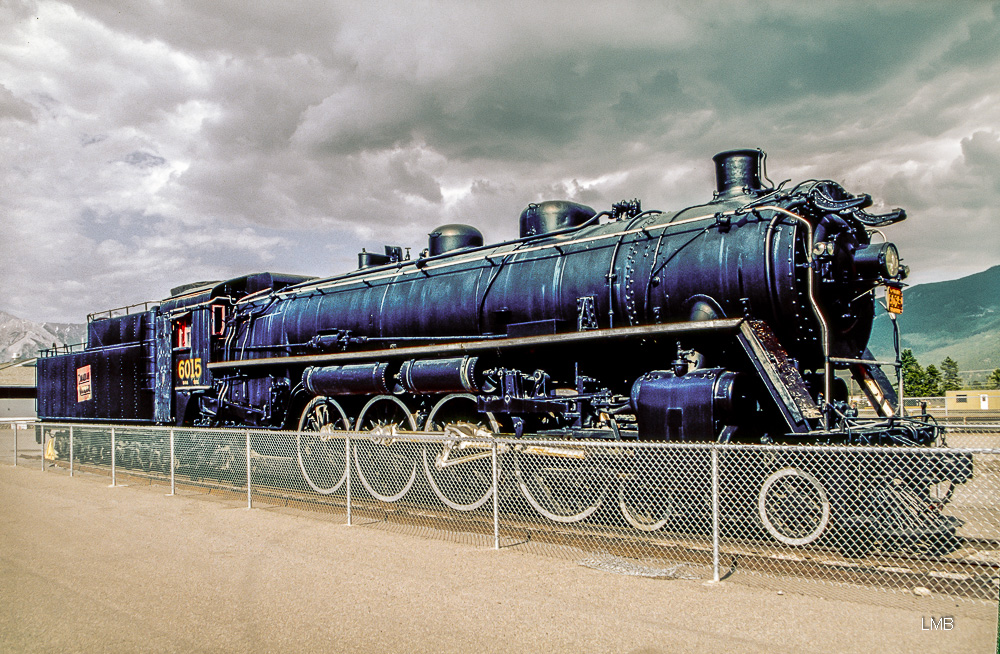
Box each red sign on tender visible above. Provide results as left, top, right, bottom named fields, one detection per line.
left=77, top=365, right=92, bottom=402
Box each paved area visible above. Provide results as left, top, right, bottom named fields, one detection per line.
left=1, top=463, right=996, bottom=653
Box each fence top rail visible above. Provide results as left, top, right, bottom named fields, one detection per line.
left=27, top=421, right=1000, bottom=454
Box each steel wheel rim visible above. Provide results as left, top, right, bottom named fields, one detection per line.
left=514, top=452, right=607, bottom=524
left=354, top=395, right=418, bottom=503
left=422, top=393, right=496, bottom=512
left=617, top=477, right=671, bottom=532
left=758, top=467, right=831, bottom=546
left=296, top=396, right=350, bottom=495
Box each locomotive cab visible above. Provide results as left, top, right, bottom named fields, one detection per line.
left=163, top=272, right=315, bottom=426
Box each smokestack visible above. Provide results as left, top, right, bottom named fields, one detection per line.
left=712, top=149, right=766, bottom=198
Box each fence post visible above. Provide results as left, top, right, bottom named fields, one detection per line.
left=245, top=430, right=252, bottom=510
left=711, top=444, right=721, bottom=583
left=110, top=426, right=116, bottom=487
left=168, top=428, right=175, bottom=496
left=345, top=434, right=352, bottom=526
left=492, top=439, right=500, bottom=550
left=69, top=425, right=74, bottom=477
left=41, top=426, right=45, bottom=471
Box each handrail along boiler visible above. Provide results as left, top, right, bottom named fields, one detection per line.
left=37, top=149, right=972, bottom=550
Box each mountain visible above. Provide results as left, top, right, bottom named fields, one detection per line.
left=0, top=311, right=87, bottom=363
left=868, top=265, right=1000, bottom=380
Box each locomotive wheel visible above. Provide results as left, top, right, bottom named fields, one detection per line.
left=514, top=449, right=609, bottom=524
left=618, top=476, right=672, bottom=532
left=422, top=394, right=498, bottom=512
left=296, top=396, right=350, bottom=495
left=758, top=467, right=831, bottom=546
left=354, top=395, right=419, bottom=502
left=207, top=436, right=246, bottom=483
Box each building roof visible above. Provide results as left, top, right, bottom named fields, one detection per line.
left=0, top=359, right=37, bottom=388
left=946, top=389, right=1000, bottom=396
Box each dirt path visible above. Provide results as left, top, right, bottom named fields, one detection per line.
left=1, top=464, right=995, bottom=653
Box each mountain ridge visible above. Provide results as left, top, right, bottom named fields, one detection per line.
left=0, top=310, right=87, bottom=364
left=868, top=265, right=1000, bottom=377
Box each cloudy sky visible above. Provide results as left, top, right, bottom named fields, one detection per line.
left=1, top=1, right=998, bottom=323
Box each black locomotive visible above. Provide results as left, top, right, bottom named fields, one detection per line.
left=37, top=149, right=971, bottom=549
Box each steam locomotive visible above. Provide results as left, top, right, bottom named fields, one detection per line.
left=37, top=149, right=971, bottom=548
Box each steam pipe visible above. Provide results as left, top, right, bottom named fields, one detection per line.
left=755, top=205, right=831, bottom=429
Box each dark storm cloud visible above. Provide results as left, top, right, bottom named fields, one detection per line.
left=695, top=5, right=959, bottom=107
left=936, top=2, right=1000, bottom=69
left=120, top=151, right=167, bottom=168
left=1, top=1, right=998, bottom=322
left=292, top=48, right=696, bottom=162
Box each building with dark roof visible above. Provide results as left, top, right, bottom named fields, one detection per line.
left=0, top=359, right=37, bottom=420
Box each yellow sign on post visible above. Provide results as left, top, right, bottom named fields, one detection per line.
left=886, top=285, right=903, bottom=315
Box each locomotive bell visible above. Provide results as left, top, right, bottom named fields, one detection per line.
left=713, top=149, right=767, bottom=198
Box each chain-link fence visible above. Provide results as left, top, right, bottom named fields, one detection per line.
left=11, top=420, right=1000, bottom=603
left=0, top=421, right=37, bottom=467
left=858, top=398, right=1000, bottom=435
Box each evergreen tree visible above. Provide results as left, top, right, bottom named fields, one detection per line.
left=941, top=357, right=962, bottom=392
left=901, top=349, right=927, bottom=397
left=924, top=364, right=942, bottom=397
left=988, top=368, right=1000, bottom=390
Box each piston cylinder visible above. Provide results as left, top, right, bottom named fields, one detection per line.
left=398, top=356, right=481, bottom=394
left=630, top=368, right=746, bottom=441
left=303, top=362, right=393, bottom=396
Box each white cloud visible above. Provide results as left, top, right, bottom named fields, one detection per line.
left=1, top=0, right=998, bottom=322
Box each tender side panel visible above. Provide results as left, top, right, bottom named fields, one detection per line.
left=37, top=344, right=154, bottom=422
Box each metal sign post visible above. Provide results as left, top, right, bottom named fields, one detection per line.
left=345, top=434, right=352, bottom=526
left=711, top=445, right=721, bottom=583
left=245, top=430, right=252, bottom=510
left=168, top=428, right=175, bottom=496
left=492, top=440, right=500, bottom=550
left=110, top=426, right=116, bottom=487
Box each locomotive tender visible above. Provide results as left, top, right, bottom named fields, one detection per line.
left=38, top=149, right=971, bottom=547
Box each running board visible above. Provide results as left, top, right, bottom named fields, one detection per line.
left=736, top=320, right=821, bottom=434
left=208, top=319, right=744, bottom=371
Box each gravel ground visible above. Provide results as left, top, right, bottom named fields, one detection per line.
left=1, top=463, right=996, bottom=653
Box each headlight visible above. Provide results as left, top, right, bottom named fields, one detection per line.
left=883, top=244, right=899, bottom=277
left=854, top=242, right=900, bottom=279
